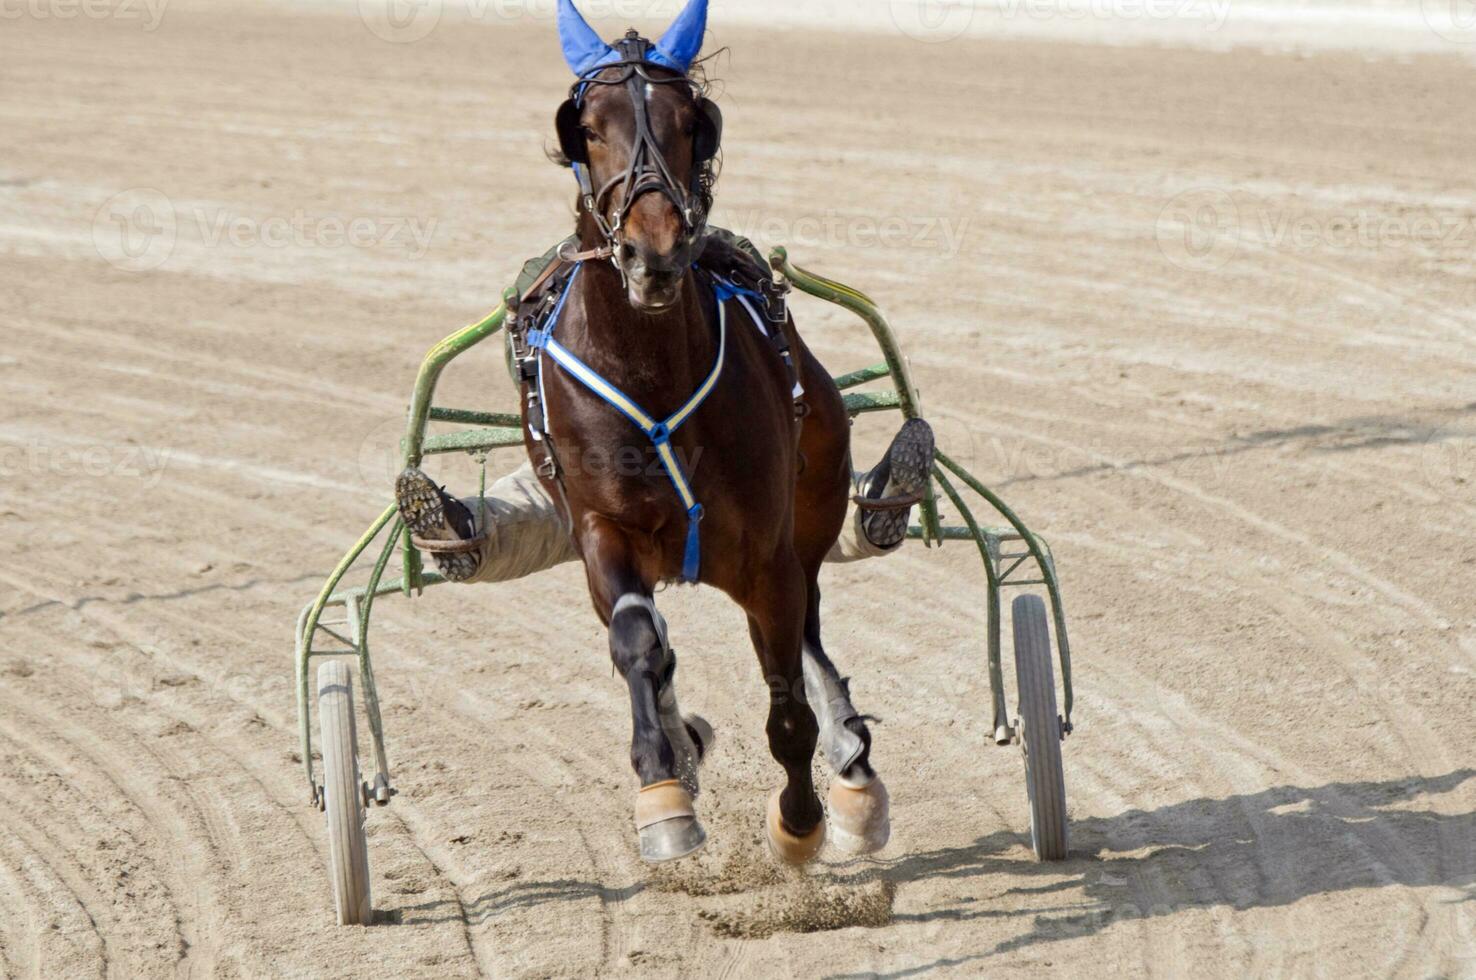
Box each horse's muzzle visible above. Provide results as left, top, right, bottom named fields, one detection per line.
left=620, top=240, right=691, bottom=312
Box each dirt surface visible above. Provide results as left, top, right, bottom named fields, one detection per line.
left=3, top=3, right=1475, bottom=977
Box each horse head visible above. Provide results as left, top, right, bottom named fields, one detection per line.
left=554, top=0, right=722, bottom=312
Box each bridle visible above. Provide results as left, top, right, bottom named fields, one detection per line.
left=555, top=32, right=722, bottom=275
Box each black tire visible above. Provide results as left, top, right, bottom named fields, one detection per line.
left=318, top=660, right=373, bottom=925
left=1012, top=594, right=1068, bottom=861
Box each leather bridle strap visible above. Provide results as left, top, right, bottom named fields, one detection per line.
left=518, top=241, right=616, bottom=306
left=570, top=54, right=707, bottom=262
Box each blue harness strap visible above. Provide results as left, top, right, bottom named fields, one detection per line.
left=530, top=264, right=734, bottom=583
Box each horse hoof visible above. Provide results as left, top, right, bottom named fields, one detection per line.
left=766, top=789, right=826, bottom=865
left=828, top=776, right=891, bottom=855
left=684, top=714, right=715, bottom=765
left=636, top=780, right=707, bottom=863
left=639, top=816, right=707, bottom=863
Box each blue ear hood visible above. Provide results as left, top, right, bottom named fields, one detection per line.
left=557, top=0, right=617, bottom=76
left=651, top=0, right=708, bottom=74
left=558, top=0, right=708, bottom=77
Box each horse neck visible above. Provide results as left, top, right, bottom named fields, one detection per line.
left=568, top=223, right=715, bottom=400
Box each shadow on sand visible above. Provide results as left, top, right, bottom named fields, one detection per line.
left=831, top=768, right=1476, bottom=977
left=391, top=768, right=1476, bottom=974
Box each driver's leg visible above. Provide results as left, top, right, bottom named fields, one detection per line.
left=827, top=417, right=934, bottom=564
left=396, top=463, right=578, bottom=583
left=398, top=417, right=933, bottom=580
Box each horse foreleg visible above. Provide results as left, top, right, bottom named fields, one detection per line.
left=744, top=559, right=825, bottom=864
left=582, top=519, right=707, bottom=862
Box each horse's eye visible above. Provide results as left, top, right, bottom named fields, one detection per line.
left=581, top=126, right=601, bottom=143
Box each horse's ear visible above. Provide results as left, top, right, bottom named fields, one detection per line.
left=652, top=0, right=708, bottom=73
left=556, top=98, right=588, bottom=164
left=693, top=98, right=722, bottom=163
left=557, top=0, right=616, bottom=75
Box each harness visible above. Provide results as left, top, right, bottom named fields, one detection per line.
left=513, top=30, right=794, bottom=585
left=516, top=265, right=772, bottom=584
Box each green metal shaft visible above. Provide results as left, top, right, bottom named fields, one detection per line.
left=296, top=502, right=398, bottom=797
left=936, top=449, right=1073, bottom=726
left=399, top=290, right=516, bottom=593
left=931, top=466, right=1011, bottom=742
left=769, top=246, right=943, bottom=543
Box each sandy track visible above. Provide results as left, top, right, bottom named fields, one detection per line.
left=2, top=3, right=1474, bottom=977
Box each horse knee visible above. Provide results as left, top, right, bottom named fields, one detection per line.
left=766, top=696, right=819, bottom=765
left=609, top=594, right=669, bottom=681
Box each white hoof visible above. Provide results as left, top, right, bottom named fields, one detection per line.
left=828, top=776, right=891, bottom=855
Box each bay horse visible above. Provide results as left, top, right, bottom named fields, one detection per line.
left=517, top=0, right=891, bottom=863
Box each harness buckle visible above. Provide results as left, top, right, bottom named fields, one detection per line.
left=760, top=276, right=791, bottom=325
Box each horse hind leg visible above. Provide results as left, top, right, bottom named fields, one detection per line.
left=803, top=587, right=892, bottom=855
left=744, top=567, right=827, bottom=865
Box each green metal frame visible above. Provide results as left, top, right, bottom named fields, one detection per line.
left=770, top=248, right=1073, bottom=747
left=294, top=248, right=1074, bottom=806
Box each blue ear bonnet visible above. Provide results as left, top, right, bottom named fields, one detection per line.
left=557, top=0, right=708, bottom=77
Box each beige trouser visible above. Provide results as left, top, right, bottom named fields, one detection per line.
left=457, top=462, right=900, bottom=584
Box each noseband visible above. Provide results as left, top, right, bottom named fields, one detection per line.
left=556, top=33, right=722, bottom=273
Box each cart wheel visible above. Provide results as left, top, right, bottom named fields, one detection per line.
left=318, top=660, right=373, bottom=925
left=1012, top=594, right=1068, bottom=861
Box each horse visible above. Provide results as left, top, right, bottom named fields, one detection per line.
left=515, top=0, right=891, bottom=863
